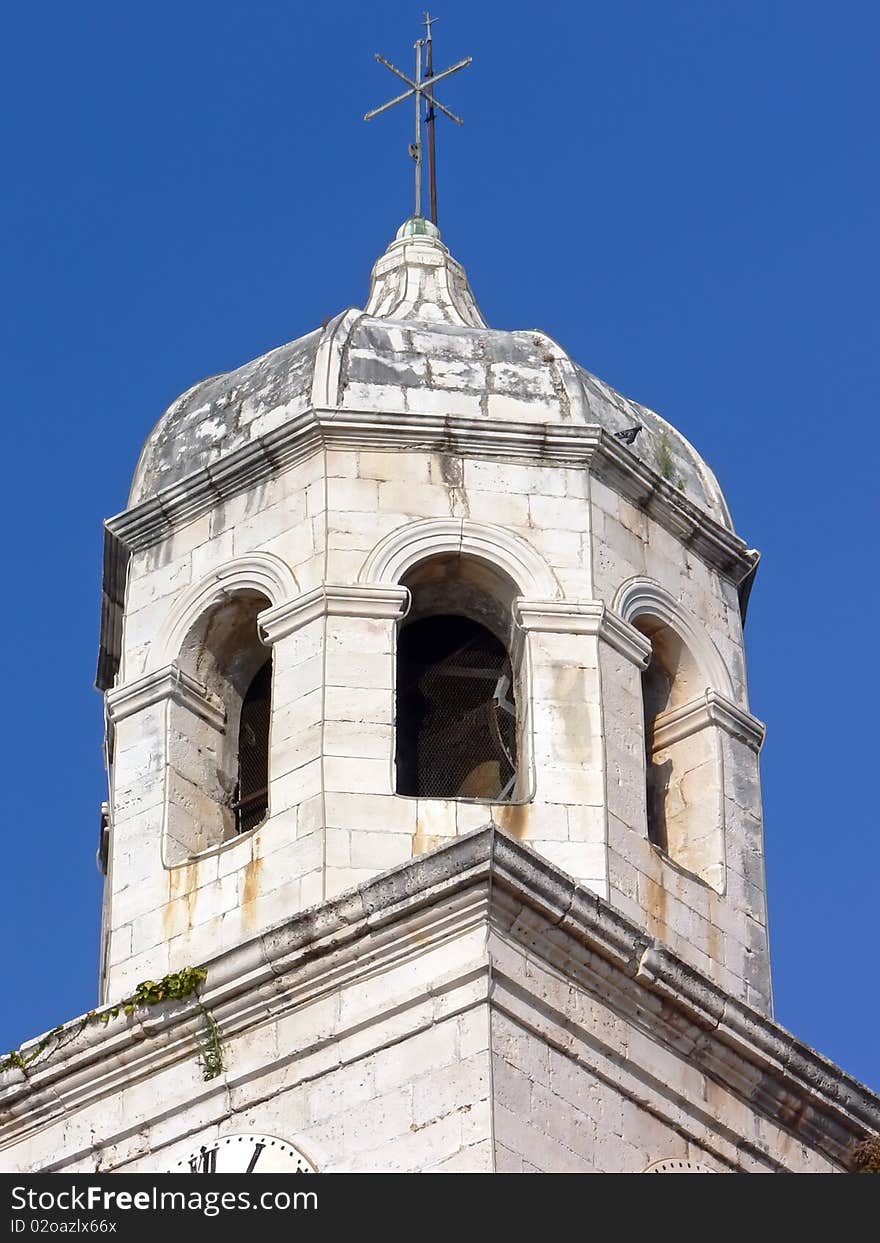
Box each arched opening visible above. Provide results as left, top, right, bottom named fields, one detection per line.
left=395, top=555, right=525, bottom=802
left=641, top=655, right=672, bottom=852
left=634, top=614, right=721, bottom=883
left=233, top=657, right=271, bottom=834
left=397, top=615, right=516, bottom=799
left=166, top=590, right=272, bottom=861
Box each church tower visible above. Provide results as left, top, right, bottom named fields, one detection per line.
left=98, top=215, right=770, bottom=1017
left=2, top=216, right=878, bottom=1173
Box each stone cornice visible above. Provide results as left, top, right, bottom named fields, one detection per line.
left=652, top=690, right=766, bottom=753
left=515, top=599, right=652, bottom=669
left=1, top=829, right=875, bottom=1167
left=106, top=662, right=226, bottom=730
left=258, top=583, right=410, bottom=644
left=105, top=410, right=757, bottom=587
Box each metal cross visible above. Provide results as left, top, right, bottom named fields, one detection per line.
left=364, top=18, right=472, bottom=225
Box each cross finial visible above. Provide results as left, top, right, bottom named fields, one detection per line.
left=364, top=18, right=472, bottom=226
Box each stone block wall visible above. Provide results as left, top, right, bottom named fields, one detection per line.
left=2, top=838, right=860, bottom=1174
left=102, top=437, right=769, bottom=1010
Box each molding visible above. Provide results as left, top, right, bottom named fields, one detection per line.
left=106, top=663, right=226, bottom=730
left=105, top=412, right=757, bottom=589
left=359, top=516, right=561, bottom=599
left=514, top=599, right=652, bottom=669
left=310, top=309, right=363, bottom=409
left=652, top=690, right=765, bottom=753
left=259, top=583, right=411, bottom=645
left=106, top=412, right=324, bottom=551
left=1, top=829, right=876, bottom=1169
left=150, top=553, right=300, bottom=672
left=613, top=576, right=735, bottom=700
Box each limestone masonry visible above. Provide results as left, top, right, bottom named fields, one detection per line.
left=2, top=218, right=877, bottom=1173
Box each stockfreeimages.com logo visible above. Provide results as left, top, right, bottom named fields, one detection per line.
left=10, top=1185, right=318, bottom=1219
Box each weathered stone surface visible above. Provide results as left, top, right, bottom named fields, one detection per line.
left=24, top=214, right=863, bottom=1176
left=2, top=830, right=875, bottom=1173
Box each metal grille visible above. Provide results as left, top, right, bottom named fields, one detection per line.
left=233, top=658, right=271, bottom=834
left=397, top=615, right=517, bottom=801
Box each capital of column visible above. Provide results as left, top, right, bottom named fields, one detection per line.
left=258, top=583, right=411, bottom=645
left=652, top=689, right=765, bottom=752
left=106, top=662, right=226, bottom=730
left=514, top=599, right=652, bottom=669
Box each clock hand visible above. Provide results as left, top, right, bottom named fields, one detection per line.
left=245, top=1142, right=266, bottom=1174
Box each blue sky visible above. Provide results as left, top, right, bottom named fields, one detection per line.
left=0, top=2, right=877, bottom=1092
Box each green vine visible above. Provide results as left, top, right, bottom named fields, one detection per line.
left=655, top=432, right=685, bottom=491
left=656, top=432, right=675, bottom=482
left=197, top=1005, right=225, bottom=1081
left=0, top=1027, right=63, bottom=1073
left=131, top=966, right=208, bottom=1009
left=0, top=966, right=222, bottom=1082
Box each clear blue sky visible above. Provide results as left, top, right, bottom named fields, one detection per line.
left=1, top=2, right=877, bottom=1092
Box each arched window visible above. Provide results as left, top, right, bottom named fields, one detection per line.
left=397, top=615, right=516, bottom=799
left=640, top=652, right=673, bottom=852
left=166, top=590, right=273, bottom=862
left=395, top=555, right=524, bottom=802
left=233, top=658, right=272, bottom=834
left=634, top=614, right=721, bottom=885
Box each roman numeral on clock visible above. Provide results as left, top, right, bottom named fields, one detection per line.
left=189, top=1145, right=217, bottom=1173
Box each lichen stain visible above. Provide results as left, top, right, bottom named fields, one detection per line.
left=434, top=451, right=470, bottom=518
left=412, top=802, right=456, bottom=859
left=412, top=832, right=451, bottom=858
left=495, top=803, right=530, bottom=841
left=706, top=895, right=722, bottom=968
left=643, top=873, right=668, bottom=940
left=164, top=861, right=198, bottom=941
left=241, top=853, right=263, bottom=932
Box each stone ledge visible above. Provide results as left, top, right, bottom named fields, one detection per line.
left=652, top=690, right=766, bottom=752
left=515, top=599, right=652, bottom=669
left=1, top=827, right=875, bottom=1165
left=258, top=584, right=410, bottom=644
left=106, top=662, right=226, bottom=730
left=105, top=412, right=756, bottom=588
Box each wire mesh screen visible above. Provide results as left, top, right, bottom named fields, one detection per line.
left=234, top=657, right=271, bottom=834
left=396, top=615, right=517, bottom=801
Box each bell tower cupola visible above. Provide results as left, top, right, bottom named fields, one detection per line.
left=97, top=217, right=769, bottom=1017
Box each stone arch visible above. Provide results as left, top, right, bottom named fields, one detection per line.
left=362, top=521, right=545, bottom=806
left=150, top=552, right=299, bottom=673
left=150, top=554, right=295, bottom=865
left=613, top=577, right=726, bottom=891
left=165, top=587, right=274, bottom=863
left=358, top=517, right=561, bottom=600
left=613, top=577, right=733, bottom=699
left=395, top=555, right=525, bottom=802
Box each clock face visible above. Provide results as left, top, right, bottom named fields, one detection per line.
left=176, top=1133, right=315, bottom=1174
left=643, top=1158, right=714, bottom=1174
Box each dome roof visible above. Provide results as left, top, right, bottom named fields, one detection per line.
left=129, top=220, right=732, bottom=528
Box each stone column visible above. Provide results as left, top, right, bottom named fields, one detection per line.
left=320, top=585, right=410, bottom=898
left=104, top=664, right=226, bottom=994
left=262, top=584, right=411, bottom=901
left=513, top=600, right=651, bottom=898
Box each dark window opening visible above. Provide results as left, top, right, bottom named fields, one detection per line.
left=233, top=657, right=272, bottom=834
left=641, top=657, right=671, bottom=852
left=396, top=615, right=517, bottom=801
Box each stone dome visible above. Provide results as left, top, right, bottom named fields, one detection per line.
left=129, top=220, right=733, bottom=528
